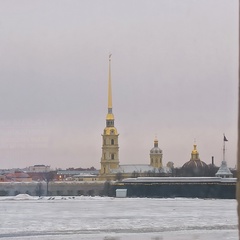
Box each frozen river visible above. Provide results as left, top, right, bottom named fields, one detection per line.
left=0, top=195, right=238, bottom=240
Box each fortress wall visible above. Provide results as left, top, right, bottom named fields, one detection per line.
left=0, top=181, right=106, bottom=196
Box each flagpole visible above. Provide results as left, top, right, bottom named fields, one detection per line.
left=223, top=136, right=225, bottom=162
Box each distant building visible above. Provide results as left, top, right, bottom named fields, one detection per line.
left=215, top=160, right=233, bottom=178
left=57, top=170, right=99, bottom=181
left=106, top=138, right=171, bottom=180
left=215, top=136, right=233, bottom=178
left=181, top=144, right=208, bottom=177
left=71, top=174, right=98, bottom=182
left=99, top=56, right=170, bottom=180
left=5, top=171, right=32, bottom=182
left=150, top=138, right=163, bottom=169
left=26, top=165, right=50, bottom=172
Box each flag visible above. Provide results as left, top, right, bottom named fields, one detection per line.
left=224, top=135, right=228, bottom=142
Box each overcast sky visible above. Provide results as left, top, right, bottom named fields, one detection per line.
left=0, top=0, right=238, bottom=170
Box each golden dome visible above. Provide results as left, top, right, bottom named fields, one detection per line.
left=182, top=143, right=208, bottom=171
left=150, top=137, right=162, bottom=153
left=191, top=144, right=198, bottom=155
left=106, top=113, right=114, bottom=120
left=104, top=127, right=118, bottom=135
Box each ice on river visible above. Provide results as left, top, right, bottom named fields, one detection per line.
left=0, top=195, right=238, bottom=240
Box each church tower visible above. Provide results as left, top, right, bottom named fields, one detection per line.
left=100, top=55, right=119, bottom=175
left=150, top=138, right=163, bottom=169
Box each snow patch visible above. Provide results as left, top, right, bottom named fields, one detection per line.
left=14, top=194, right=34, bottom=200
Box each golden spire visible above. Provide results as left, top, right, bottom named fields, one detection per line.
left=108, top=54, right=112, bottom=110
left=106, top=54, right=114, bottom=123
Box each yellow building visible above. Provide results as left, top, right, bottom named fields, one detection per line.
left=99, top=56, right=171, bottom=181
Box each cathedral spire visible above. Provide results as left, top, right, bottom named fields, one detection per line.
left=106, top=54, right=114, bottom=127
left=100, top=54, right=119, bottom=178
left=108, top=54, right=112, bottom=112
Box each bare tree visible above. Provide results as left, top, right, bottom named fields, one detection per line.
left=43, top=171, right=55, bottom=196
left=36, top=182, right=43, bottom=197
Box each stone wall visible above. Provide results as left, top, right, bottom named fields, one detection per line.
left=0, top=181, right=106, bottom=196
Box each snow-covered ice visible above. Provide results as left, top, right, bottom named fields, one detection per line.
left=0, top=196, right=238, bottom=240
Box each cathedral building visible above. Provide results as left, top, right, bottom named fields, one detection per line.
left=99, top=54, right=120, bottom=177
left=97, top=57, right=233, bottom=180
left=99, top=56, right=170, bottom=181
left=181, top=143, right=208, bottom=177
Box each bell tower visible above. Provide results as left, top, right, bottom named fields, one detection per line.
left=100, top=55, right=119, bottom=175
left=150, top=138, right=163, bottom=169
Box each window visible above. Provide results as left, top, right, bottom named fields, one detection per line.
left=111, top=154, right=114, bottom=160
left=111, top=139, right=114, bottom=145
